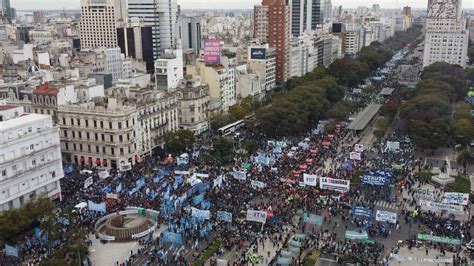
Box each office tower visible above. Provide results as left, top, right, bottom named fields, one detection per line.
left=33, top=11, right=43, bottom=24
left=128, top=0, right=178, bottom=59
left=253, top=0, right=270, bottom=43
left=286, top=0, right=329, bottom=37
left=268, top=0, right=291, bottom=82
left=0, top=0, right=10, bottom=23
left=177, top=15, right=202, bottom=54
left=423, top=0, right=469, bottom=68
left=0, top=105, right=64, bottom=211
left=79, top=0, right=127, bottom=49
left=117, top=18, right=154, bottom=73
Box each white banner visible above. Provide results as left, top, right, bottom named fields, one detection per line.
left=174, top=170, right=190, bottom=175
left=191, top=207, right=210, bottom=220
left=303, top=174, right=318, bottom=186
left=195, top=173, right=209, bottom=178
left=106, top=193, right=119, bottom=200
left=414, top=188, right=435, bottom=200
left=319, top=177, right=350, bottom=192
left=246, top=210, right=267, bottom=223
left=98, top=171, right=109, bottom=179
left=84, top=176, right=93, bottom=189
left=442, top=192, right=469, bottom=206
left=390, top=253, right=452, bottom=263
left=419, top=199, right=464, bottom=214
left=354, top=144, right=364, bottom=153
left=349, top=152, right=361, bottom=161
left=386, top=141, right=400, bottom=151
left=233, top=170, right=247, bottom=181
left=375, top=210, right=397, bottom=223
left=251, top=180, right=266, bottom=188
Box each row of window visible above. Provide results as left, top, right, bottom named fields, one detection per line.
left=64, top=142, right=136, bottom=156
left=60, top=117, right=133, bottom=129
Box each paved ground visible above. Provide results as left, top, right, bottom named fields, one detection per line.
left=390, top=246, right=457, bottom=265
left=88, top=233, right=140, bottom=266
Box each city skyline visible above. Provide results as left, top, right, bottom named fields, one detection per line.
left=11, top=0, right=474, bottom=11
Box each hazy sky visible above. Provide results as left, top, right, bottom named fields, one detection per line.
left=12, top=0, right=474, bottom=11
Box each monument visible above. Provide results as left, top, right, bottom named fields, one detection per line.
left=431, top=156, right=456, bottom=186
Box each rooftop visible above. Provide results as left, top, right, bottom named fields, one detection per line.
left=347, top=103, right=382, bottom=131
left=34, top=84, right=59, bottom=95
left=0, top=105, right=17, bottom=111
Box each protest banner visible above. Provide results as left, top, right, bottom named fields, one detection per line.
left=174, top=170, right=190, bottom=175
left=352, top=206, right=372, bottom=218
left=361, top=175, right=389, bottom=186
left=442, top=192, right=469, bottom=205
left=216, top=211, right=232, bottom=223
left=98, top=170, right=109, bottom=179
left=303, top=174, right=317, bottom=186
left=251, top=180, right=266, bottom=188
left=417, top=234, right=461, bottom=245
left=195, top=173, right=209, bottom=178
left=319, top=177, right=350, bottom=192
left=246, top=210, right=267, bottom=223
left=413, top=188, right=435, bottom=200
left=106, top=193, right=119, bottom=200
left=390, top=253, right=452, bottom=263
left=87, top=200, right=106, bottom=212
left=345, top=230, right=368, bottom=240
left=191, top=207, right=210, bottom=220
left=162, top=231, right=183, bottom=244
left=375, top=210, right=397, bottom=223
left=349, top=152, right=361, bottom=161
left=386, top=141, right=400, bottom=151
left=233, top=170, right=247, bottom=181
left=303, top=212, right=323, bottom=225
left=419, top=199, right=463, bottom=214
left=83, top=176, right=93, bottom=189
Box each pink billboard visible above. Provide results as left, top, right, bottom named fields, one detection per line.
left=204, top=39, right=221, bottom=64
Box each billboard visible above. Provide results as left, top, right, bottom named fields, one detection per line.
left=204, top=39, right=221, bottom=63
left=250, top=48, right=266, bottom=60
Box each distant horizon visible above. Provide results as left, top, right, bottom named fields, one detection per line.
left=11, top=0, right=474, bottom=11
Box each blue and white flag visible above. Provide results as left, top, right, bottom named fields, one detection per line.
left=233, top=170, right=247, bottom=181
left=5, top=244, right=18, bottom=257
left=116, top=183, right=122, bottom=193
left=162, top=231, right=183, bottom=244
left=192, top=193, right=205, bottom=206
left=88, top=200, right=106, bottom=212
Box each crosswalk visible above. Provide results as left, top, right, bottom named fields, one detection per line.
left=353, top=196, right=399, bottom=211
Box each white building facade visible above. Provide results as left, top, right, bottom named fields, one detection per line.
left=423, top=0, right=469, bottom=68
left=79, top=0, right=128, bottom=49
left=0, top=106, right=63, bottom=211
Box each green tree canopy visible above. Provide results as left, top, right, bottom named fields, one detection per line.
left=164, top=129, right=195, bottom=155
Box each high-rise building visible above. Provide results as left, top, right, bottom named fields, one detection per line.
left=117, top=18, right=154, bottom=73
left=0, top=105, right=64, bottom=211
left=33, top=11, right=43, bottom=24
left=177, top=15, right=202, bottom=54
left=79, top=0, right=127, bottom=50
left=253, top=1, right=270, bottom=43
left=254, top=0, right=291, bottom=82
left=286, top=0, right=329, bottom=37
left=155, top=48, right=184, bottom=92
left=127, top=0, right=178, bottom=59
left=0, top=0, right=11, bottom=23
left=423, top=0, right=469, bottom=68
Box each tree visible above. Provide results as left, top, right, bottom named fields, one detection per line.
left=208, top=138, right=235, bottom=164
left=164, top=129, right=195, bottom=155
left=244, top=140, right=259, bottom=155
left=374, top=116, right=390, bottom=139
left=457, top=149, right=474, bottom=174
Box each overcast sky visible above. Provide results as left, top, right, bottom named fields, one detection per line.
left=13, top=0, right=474, bottom=11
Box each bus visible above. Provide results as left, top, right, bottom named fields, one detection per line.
left=218, top=120, right=245, bottom=136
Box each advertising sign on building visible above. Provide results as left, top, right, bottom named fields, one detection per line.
left=250, top=48, right=266, bottom=60
left=204, top=39, right=221, bottom=64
